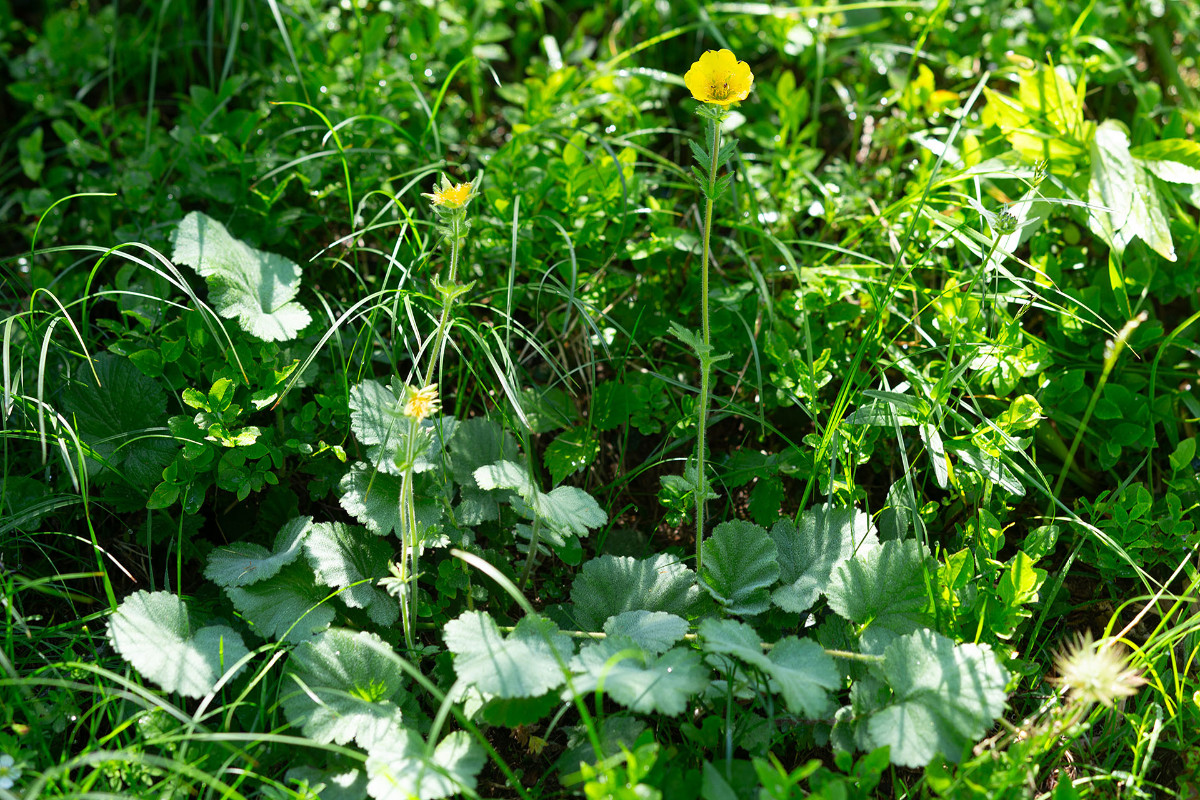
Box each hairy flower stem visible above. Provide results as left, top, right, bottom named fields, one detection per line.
left=695, top=116, right=722, bottom=573
left=397, top=216, right=465, bottom=652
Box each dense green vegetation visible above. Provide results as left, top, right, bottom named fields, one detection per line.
left=2, top=0, right=1200, bottom=796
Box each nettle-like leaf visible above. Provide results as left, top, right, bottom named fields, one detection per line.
left=172, top=211, right=312, bottom=341
left=349, top=380, right=456, bottom=476
left=281, top=628, right=410, bottom=748
left=365, top=729, right=484, bottom=800
left=305, top=522, right=398, bottom=626
left=771, top=506, right=877, bottom=614
left=449, top=417, right=519, bottom=524
left=205, top=516, right=310, bottom=587
left=700, top=520, right=780, bottom=616
left=602, top=611, right=689, bottom=655
left=226, top=560, right=335, bottom=642
left=567, top=638, right=708, bottom=716
left=474, top=460, right=607, bottom=539
left=107, top=590, right=249, bottom=699
left=443, top=611, right=574, bottom=698
left=852, top=630, right=1009, bottom=767
left=571, top=554, right=706, bottom=630
left=699, top=619, right=839, bottom=718
left=61, top=354, right=176, bottom=486
left=826, top=539, right=933, bottom=636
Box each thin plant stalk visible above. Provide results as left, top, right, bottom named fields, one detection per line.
left=694, top=115, right=722, bottom=574
left=392, top=179, right=472, bottom=652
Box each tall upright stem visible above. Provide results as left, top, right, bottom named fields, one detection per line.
left=398, top=215, right=464, bottom=651
left=695, top=117, right=722, bottom=574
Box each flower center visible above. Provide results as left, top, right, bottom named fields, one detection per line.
left=708, top=77, right=731, bottom=100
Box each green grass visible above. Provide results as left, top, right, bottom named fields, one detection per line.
left=2, top=0, right=1200, bottom=797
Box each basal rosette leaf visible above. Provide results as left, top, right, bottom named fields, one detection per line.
left=365, top=729, right=484, bottom=800
left=304, top=522, right=398, bottom=626
left=349, top=380, right=455, bottom=475
left=826, top=539, right=934, bottom=636
left=61, top=353, right=177, bottom=486
left=856, top=630, right=1009, bottom=767
left=570, top=554, right=706, bottom=630
left=107, top=590, right=249, bottom=699
left=281, top=628, right=410, bottom=748
left=567, top=638, right=708, bottom=716
left=205, top=516, right=311, bottom=587
left=475, top=460, right=608, bottom=540
left=771, top=506, right=877, bottom=614
left=602, top=611, right=689, bottom=655
left=699, top=519, right=779, bottom=616
left=172, top=211, right=312, bottom=341
left=226, top=559, right=335, bottom=642
left=449, top=417, right=519, bottom=524
left=699, top=619, right=839, bottom=718
left=443, top=611, right=574, bottom=698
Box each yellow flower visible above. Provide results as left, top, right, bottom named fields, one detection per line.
left=684, top=50, right=753, bottom=107
left=428, top=181, right=472, bottom=209
left=403, top=384, right=439, bottom=422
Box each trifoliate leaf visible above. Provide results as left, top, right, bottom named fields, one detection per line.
left=337, top=464, right=403, bottom=535
left=771, top=506, right=877, bottom=614
left=304, top=522, right=398, bottom=626
left=62, top=353, right=176, bottom=486
left=603, top=611, right=689, bottom=655
left=365, top=729, right=484, bottom=800
left=349, top=380, right=453, bottom=475
left=861, top=630, right=1009, bottom=767
left=205, top=516, right=311, bottom=587
left=281, top=628, right=410, bottom=748
left=172, top=211, right=311, bottom=341
left=443, top=611, right=574, bottom=698
left=107, top=590, right=249, bottom=699
left=700, top=520, right=780, bottom=616
left=226, top=560, right=335, bottom=642
left=571, top=554, right=706, bottom=630
left=826, top=539, right=933, bottom=635
left=567, top=639, right=708, bottom=716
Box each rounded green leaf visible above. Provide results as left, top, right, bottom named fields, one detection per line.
left=107, top=590, right=249, bottom=699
